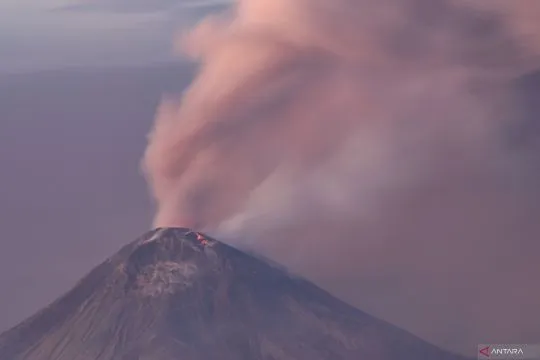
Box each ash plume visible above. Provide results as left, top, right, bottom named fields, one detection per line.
left=142, top=0, right=540, bottom=354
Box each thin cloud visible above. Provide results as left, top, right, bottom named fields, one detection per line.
left=56, top=0, right=231, bottom=14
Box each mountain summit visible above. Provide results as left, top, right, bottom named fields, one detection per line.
left=0, top=228, right=469, bottom=360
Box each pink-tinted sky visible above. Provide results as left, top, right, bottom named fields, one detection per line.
left=0, top=63, right=194, bottom=331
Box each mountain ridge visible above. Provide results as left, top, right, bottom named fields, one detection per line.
left=0, top=228, right=472, bottom=360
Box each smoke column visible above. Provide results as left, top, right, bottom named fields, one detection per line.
left=142, top=0, right=540, bottom=355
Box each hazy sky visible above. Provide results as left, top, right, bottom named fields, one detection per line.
left=0, top=0, right=217, bottom=334
left=0, top=0, right=229, bottom=73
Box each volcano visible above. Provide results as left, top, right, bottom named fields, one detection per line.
left=0, top=228, right=469, bottom=360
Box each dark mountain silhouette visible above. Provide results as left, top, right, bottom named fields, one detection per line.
left=0, top=228, right=471, bottom=360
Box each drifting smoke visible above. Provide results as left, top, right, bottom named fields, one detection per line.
left=142, top=0, right=540, bottom=355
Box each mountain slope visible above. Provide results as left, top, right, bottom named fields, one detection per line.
left=0, top=228, right=470, bottom=360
